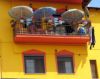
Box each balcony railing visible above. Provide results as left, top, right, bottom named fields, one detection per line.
left=12, top=20, right=90, bottom=44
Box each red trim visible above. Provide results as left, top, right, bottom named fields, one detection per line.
left=56, top=50, right=73, bottom=57
left=10, top=0, right=82, bottom=4
left=23, top=49, right=45, bottom=56
left=55, top=50, right=75, bottom=73
left=14, top=34, right=90, bottom=44
left=22, top=49, right=46, bottom=73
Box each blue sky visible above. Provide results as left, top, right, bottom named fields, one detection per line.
left=87, top=0, right=100, bottom=8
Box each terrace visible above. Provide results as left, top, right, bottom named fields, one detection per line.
left=12, top=19, right=89, bottom=44
left=9, top=6, right=90, bottom=44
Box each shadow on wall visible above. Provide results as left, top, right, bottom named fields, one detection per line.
left=89, top=9, right=100, bottom=23
left=74, top=53, right=88, bottom=74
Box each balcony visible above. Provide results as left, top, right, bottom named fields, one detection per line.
left=13, top=21, right=90, bottom=45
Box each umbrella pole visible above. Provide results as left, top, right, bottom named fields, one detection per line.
left=43, top=9, right=47, bottom=33
left=21, top=8, right=22, bottom=18
left=44, top=9, right=45, bottom=18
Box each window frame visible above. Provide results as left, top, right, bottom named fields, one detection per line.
left=90, top=60, right=98, bottom=79
left=22, top=49, right=46, bottom=74
left=55, top=50, right=74, bottom=74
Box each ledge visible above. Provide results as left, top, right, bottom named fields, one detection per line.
left=14, top=34, right=90, bottom=45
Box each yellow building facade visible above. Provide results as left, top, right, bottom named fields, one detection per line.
left=0, top=0, right=100, bottom=79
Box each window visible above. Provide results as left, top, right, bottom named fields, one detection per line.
left=24, top=55, right=45, bottom=73
left=90, top=60, right=98, bottom=79
left=57, top=56, right=74, bottom=73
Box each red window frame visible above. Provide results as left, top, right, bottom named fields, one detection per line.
left=55, top=50, right=75, bottom=74
left=22, top=49, right=46, bottom=74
